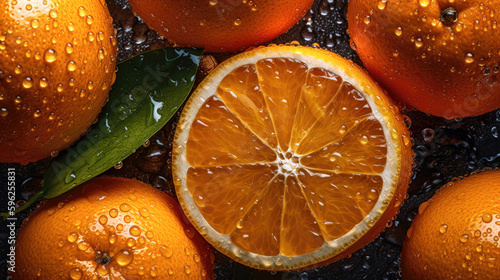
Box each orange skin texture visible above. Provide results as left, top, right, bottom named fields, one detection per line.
left=0, top=0, right=117, bottom=164
left=348, top=0, right=500, bottom=119
left=128, top=0, right=314, bottom=52
left=401, top=170, right=500, bottom=280
left=13, top=177, right=214, bottom=279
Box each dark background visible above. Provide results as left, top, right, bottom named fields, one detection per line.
left=1, top=0, right=500, bottom=279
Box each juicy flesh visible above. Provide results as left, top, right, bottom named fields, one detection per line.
left=186, top=58, right=387, bottom=257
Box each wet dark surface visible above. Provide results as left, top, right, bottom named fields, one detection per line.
left=1, top=0, right=500, bottom=279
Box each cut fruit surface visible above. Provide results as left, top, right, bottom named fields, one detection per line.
left=173, top=45, right=413, bottom=270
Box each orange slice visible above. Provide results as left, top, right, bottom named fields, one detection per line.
left=173, top=45, right=413, bottom=270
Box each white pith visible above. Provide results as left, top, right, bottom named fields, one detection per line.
left=173, top=46, right=405, bottom=271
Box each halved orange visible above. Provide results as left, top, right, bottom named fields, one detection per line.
left=173, top=45, right=413, bottom=270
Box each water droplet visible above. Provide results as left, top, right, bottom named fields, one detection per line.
left=68, top=232, right=78, bottom=243
left=86, top=15, right=93, bottom=25
left=415, top=38, right=423, bottom=48
left=120, top=203, right=131, bottom=212
left=199, top=20, right=207, bottom=26
left=129, top=225, right=141, bottom=236
left=193, top=254, right=200, bottom=263
left=209, top=0, right=218, bottom=6
left=65, top=43, right=74, bottom=54
left=160, top=245, right=173, bottom=258
left=69, top=268, right=82, bottom=280
left=465, top=53, right=475, bottom=64
left=49, top=9, right=57, bottom=19
left=65, top=61, right=77, bottom=72
left=184, top=227, right=196, bottom=239
left=139, top=208, right=150, bottom=218
left=114, top=161, right=123, bottom=169
left=39, top=77, right=49, bottom=88
left=422, top=128, right=435, bottom=141
left=126, top=237, right=136, bottom=247
left=339, top=125, right=347, bottom=134
left=439, top=224, right=448, bottom=234
left=0, top=108, right=8, bottom=117
left=115, top=250, right=133, bottom=267
left=78, top=6, right=86, bottom=17
left=44, top=48, right=57, bottom=63
left=184, top=265, right=191, bottom=275
left=364, top=15, right=371, bottom=24
left=419, top=0, right=431, bottom=7
left=87, top=32, right=95, bottom=42
left=108, top=233, right=117, bottom=244
left=150, top=266, right=158, bottom=277
left=64, top=172, right=76, bottom=183
left=124, top=215, right=131, bottom=223
left=476, top=244, right=483, bottom=252
left=67, top=22, right=75, bottom=32
left=34, top=110, right=41, bottom=118
left=96, top=264, right=108, bottom=276
left=98, top=215, right=108, bottom=225
left=109, top=208, right=118, bottom=218
left=483, top=213, right=493, bottom=223
left=22, top=77, right=34, bottom=88
left=146, top=231, right=154, bottom=239
left=459, top=234, right=469, bottom=243
left=184, top=247, right=191, bottom=256
left=492, top=127, right=498, bottom=138
left=234, top=19, right=241, bottom=26
left=31, top=19, right=40, bottom=28
left=359, top=135, right=369, bottom=145
left=77, top=241, right=90, bottom=251
left=377, top=0, right=387, bottom=10
left=394, top=27, right=403, bottom=36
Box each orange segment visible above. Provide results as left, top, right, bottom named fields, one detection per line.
left=216, top=64, right=278, bottom=148
left=295, top=82, right=373, bottom=155
left=186, top=164, right=276, bottom=235
left=281, top=176, right=324, bottom=256
left=186, top=95, right=276, bottom=166
left=173, top=46, right=413, bottom=270
left=290, top=67, right=344, bottom=151
left=296, top=169, right=383, bottom=240
left=256, top=58, right=308, bottom=151
left=229, top=175, right=285, bottom=256
left=300, top=117, right=387, bottom=174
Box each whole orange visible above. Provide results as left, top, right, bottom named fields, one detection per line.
left=13, top=177, right=214, bottom=279
left=128, top=0, right=314, bottom=52
left=0, top=0, right=117, bottom=164
left=348, top=0, right=500, bottom=119
left=401, top=170, right=500, bottom=280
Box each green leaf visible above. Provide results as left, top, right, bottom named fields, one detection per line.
left=42, top=47, right=202, bottom=199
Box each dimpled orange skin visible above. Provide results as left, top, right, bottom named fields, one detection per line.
left=348, top=0, right=500, bottom=119
left=128, top=0, right=314, bottom=52
left=401, top=170, right=500, bottom=280
left=13, top=177, right=214, bottom=279
left=0, top=0, right=117, bottom=164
